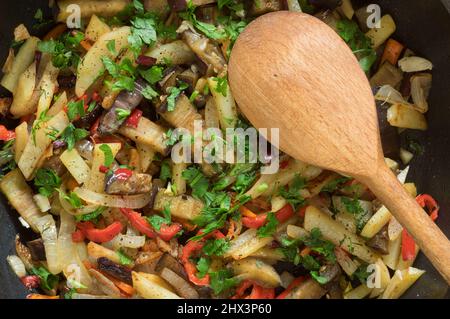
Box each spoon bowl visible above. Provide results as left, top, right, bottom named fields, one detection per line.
left=228, top=11, right=450, bottom=284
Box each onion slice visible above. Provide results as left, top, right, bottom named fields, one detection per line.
left=74, top=187, right=151, bottom=209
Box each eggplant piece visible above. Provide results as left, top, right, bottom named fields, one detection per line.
left=75, top=139, right=94, bottom=161
left=178, top=21, right=226, bottom=74
left=0, top=97, right=12, bottom=116
left=159, top=66, right=184, bottom=93
left=309, top=0, right=342, bottom=10
left=57, top=75, right=76, bottom=89
left=147, top=179, right=165, bottom=211
left=249, top=0, right=284, bottom=17
left=318, top=263, right=342, bottom=284
left=160, top=267, right=200, bottom=299
left=98, top=80, right=146, bottom=135
left=26, top=239, right=46, bottom=261
left=144, top=0, right=171, bottom=18
left=97, top=257, right=132, bottom=285
left=105, top=172, right=152, bottom=195
left=155, top=253, right=187, bottom=278
left=366, top=225, right=389, bottom=254
left=196, top=4, right=218, bottom=24
left=178, top=68, right=199, bottom=95
left=41, top=154, right=67, bottom=176
left=73, top=103, right=104, bottom=130
left=376, top=102, right=400, bottom=158
left=325, top=281, right=343, bottom=299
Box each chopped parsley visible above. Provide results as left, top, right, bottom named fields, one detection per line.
left=117, top=249, right=133, bottom=266
left=99, top=144, right=114, bottom=167
left=116, top=108, right=131, bottom=121
left=59, top=124, right=89, bottom=151
left=67, top=100, right=85, bottom=121
left=212, top=75, right=228, bottom=97
left=30, top=266, right=59, bottom=291
left=257, top=212, right=278, bottom=238
left=166, top=82, right=189, bottom=111
left=159, top=159, right=172, bottom=182
left=107, top=39, right=117, bottom=55
left=196, top=257, right=211, bottom=279
left=209, top=269, right=239, bottom=295
left=182, top=166, right=210, bottom=199
left=34, top=168, right=61, bottom=197
left=58, top=190, right=83, bottom=209
left=75, top=206, right=106, bottom=222
left=203, top=238, right=230, bottom=256
left=139, top=65, right=163, bottom=84
left=37, top=32, right=84, bottom=69
left=180, top=1, right=226, bottom=40
left=321, top=176, right=351, bottom=193
left=147, top=204, right=171, bottom=231
left=278, top=175, right=306, bottom=210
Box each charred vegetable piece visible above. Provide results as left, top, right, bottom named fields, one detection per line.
left=367, top=225, right=389, bottom=254
left=73, top=103, right=104, bottom=130
left=376, top=102, right=400, bottom=158
left=159, top=66, right=184, bottom=93
left=105, top=172, right=152, bottom=195
left=370, top=62, right=403, bottom=88
left=57, top=75, right=76, bottom=89
left=155, top=253, right=187, bottom=278
left=97, top=257, right=132, bottom=285
left=318, top=263, right=342, bottom=284
left=98, top=80, right=146, bottom=135
left=26, top=239, right=46, bottom=261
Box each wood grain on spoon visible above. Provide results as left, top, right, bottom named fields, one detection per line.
left=228, top=11, right=450, bottom=284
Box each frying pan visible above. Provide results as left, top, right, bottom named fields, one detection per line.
left=0, top=0, right=449, bottom=299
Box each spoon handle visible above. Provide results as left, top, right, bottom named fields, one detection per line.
left=363, top=163, right=450, bottom=284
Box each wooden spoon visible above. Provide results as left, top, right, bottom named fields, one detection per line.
left=228, top=11, right=450, bottom=284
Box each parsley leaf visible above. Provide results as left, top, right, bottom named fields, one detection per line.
left=166, top=82, right=189, bottom=111
left=30, top=266, right=59, bottom=291
left=99, top=144, right=114, bottom=167
left=128, top=16, right=157, bottom=53
left=182, top=166, right=210, bottom=199
left=106, top=39, right=117, bottom=55
left=209, top=269, right=239, bottom=295
left=212, top=75, right=228, bottom=97
left=147, top=204, right=171, bottom=231
left=117, top=248, right=133, bottom=266
left=116, top=108, right=131, bottom=121
left=257, top=212, right=278, bottom=238
left=139, top=65, right=163, bottom=84
left=37, top=32, right=84, bottom=68
left=159, top=159, right=172, bottom=182
left=67, top=100, right=85, bottom=121
left=203, top=238, right=230, bottom=256
left=180, top=1, right=226, bottom=40
left=0, top=140, right=16, bottom=178
left=58, top=190, right=83, bottom=208
left=34, top=168, right=61, bottom=197
left=142, top=85, right=159, bottom=99
left=321, top=176, right=351, bottom=193
left=196, top=257, right=211, bottom=279
left=59, top=124, right=89, bottom=151
left=278, top=174, right=306, bottom=210
left=31, top=110, right=52, bottom=145
left=75, top=206, right=106, bottom=222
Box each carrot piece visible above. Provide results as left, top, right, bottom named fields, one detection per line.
left=105, top=275, right=135, bottom=296
left=43, top=23, right=67, bottom=40
left=381, top=39, right=404, bottom=65
left=239, top=206, right=257, bottom=218
left=300, top=247, right=311, bottom=257
left=27, top=294, right=59, bottom=299
left=79, top=40, right=93, bottom=51
left=82, top=260, right=94, bottom=270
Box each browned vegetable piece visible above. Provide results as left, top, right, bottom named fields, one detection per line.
left=159, top=66, right=184, bottom=93
left=155, top=253, right=187, bottom=278
left=326, top=281, right=343, bottom=299
left=367, top=225, right=389, bottom=254
left=105, top=172, right=152, bottom=195
left=57, top=75, right=76, bottom=89
left=98, top=80, right=146, bottom=135
left=97, top=257, right=132, bottom=285
left=315, top=10, right=341, bottom=32
left=410, top=73, right=432, bottom=113
left=285, top=278, right=327, bottom=299
left=144, top=0, right=171, bottom=18
left=15, top=235, right=36, bottom=270
left=73, top=102, right=104, bottom=130
left=370, top=62, right=403, bottom=88
left=0, top=97, right=12, bottom=116
left=89, top=268, right=121, bottom=298
left=179, top=21, right=226, bottom=74
left=26, top=238, right=46, bottom=261
left=319, top=263, right=342, bottom=284
left=41, top=154, right=67, bottom=176
left=376, top=102, right=400, bottom=158
left=249, top=0, right=284, bottom=17
left=177, top=68, right=199, bottom=94
left=310, top=0, right=342, bottom=9
left=160, top=267, right=200, bottom=299
left=196, top=4, right=218, bottom=24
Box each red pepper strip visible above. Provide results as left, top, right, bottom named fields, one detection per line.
left=21, top=275, right=41, bottom=289
left=242, top=204, right=294, bottom=229
left=181, top=230, right=225, bottom=286
left=125, top=109, right=143, bottom=128
left=77, top=221, right=123, bottom=243
left=158, top=223, right=183, bottom=241
left=416, top=194, right=439, bottom=221
left=90, top=117, right=100, bottom=136
left=401, top=229, right=416, bottom=261
left=248, top=285, right=275, bottom=299
left=242, top=214, right=267, bottom=229
left=232, top=280, right=275, bottom=299
left=275, top=204, right=294, bottom=223
left=92, top=92, right=102, bottom=103
left=298, top=205, right=308, bottom=218
left=279, top=159, right=290, bottom=169
left=276, top=276, right=306, bottom=299
left=99, top=165, right=109, bottom=173
left=72, top=229, right=85, bottom=242
left=181, top=240, right=210, bottom=286
left=120, top=208, right=157, bottom=238
left=0, top=125, right=16, bottom=141
left=401, top=194, right=440, bottom=261
left=114, top=168, right=133, bottom=180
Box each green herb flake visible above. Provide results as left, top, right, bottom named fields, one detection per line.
left=257, top=212, right=278, bottom=238
left=99, top=144, right=114, bottom=167
left=34, top=168, right=61, bottom=197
